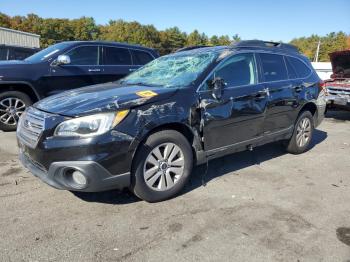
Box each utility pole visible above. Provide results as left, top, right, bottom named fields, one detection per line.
left=314, top=39, right=321, bottom=62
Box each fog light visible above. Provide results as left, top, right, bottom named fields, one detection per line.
left=72, top=171, right=87, bottom=186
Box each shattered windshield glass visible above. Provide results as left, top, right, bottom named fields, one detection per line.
left=121, top=51, right=218, bottom=88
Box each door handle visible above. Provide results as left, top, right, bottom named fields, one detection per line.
left=254, top=91, right=266, bottom=99
left=294, top=86, right=302, bottom=92
left=254, top=88, right=269, bottom=99
left=88, top=68, right=101, bottom=72
left=129, top=68, right=137, bottom=72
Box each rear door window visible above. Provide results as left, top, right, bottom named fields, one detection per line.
left=66, top=46, right=99, bottom=65
left=104, top=47, right=132, bottom=65
left=131, top=50, right=154, bottom=65
left=259, top=53, right=288, bottom=82
left=286, top=56, right=311, bottom=78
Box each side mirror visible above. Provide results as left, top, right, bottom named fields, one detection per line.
left=55, top=55, right=71, bottom=66
left=207, top=77, right=225, bottom=100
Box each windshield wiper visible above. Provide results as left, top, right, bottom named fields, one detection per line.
left=122, top=82, right=162, bottom=87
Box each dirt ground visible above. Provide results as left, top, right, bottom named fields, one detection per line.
left=0, top=110, right=349, bottom=262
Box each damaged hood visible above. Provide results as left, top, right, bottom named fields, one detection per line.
left=35, top=82, right=178, bottom=116
left=329, top=50, right=350, bottom=78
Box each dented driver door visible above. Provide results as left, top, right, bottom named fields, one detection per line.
left=198, top=53, right=268, bottom=151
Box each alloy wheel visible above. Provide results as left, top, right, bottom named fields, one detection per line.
left=0, top=97, right=26, bottom=126
left=143, top=142, right=185, bottom=191
left=296, top=117, right=311, bottom=147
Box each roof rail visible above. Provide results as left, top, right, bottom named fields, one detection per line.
left=174, top=45, right=210, bottom=53
left=232, top=40, right=299, bottom=53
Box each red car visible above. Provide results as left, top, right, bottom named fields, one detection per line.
left=325, top=50, right=350, bottom=110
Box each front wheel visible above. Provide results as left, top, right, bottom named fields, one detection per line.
left=0, top=91, right=32, bottom=131
left=285, top=111, right=314, bottom=154
left=131, top=130, right=193, bottom=202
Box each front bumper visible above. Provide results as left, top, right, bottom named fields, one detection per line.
left=16, top=107, right=137, bottom=192
left=325, top=95, right=350, bottom=108
left=19, top=150, right=131, bottom=192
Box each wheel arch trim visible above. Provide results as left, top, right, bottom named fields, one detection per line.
left=0, top=81, right=41, bottom=101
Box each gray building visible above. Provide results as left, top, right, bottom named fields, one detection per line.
left=0, top=27, right=40, bottom=48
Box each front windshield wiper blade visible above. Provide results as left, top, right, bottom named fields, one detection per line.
left=122, top=82, right=162, bottom=87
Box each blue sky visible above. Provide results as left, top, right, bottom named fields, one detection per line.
left=1, top=0, right=349, bottom=42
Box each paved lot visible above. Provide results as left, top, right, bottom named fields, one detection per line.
left=0, top=110, right=349, bottom=262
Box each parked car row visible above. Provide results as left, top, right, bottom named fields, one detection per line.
left=16, top=40, right=326, bottom=202
left=0, top=41, right=159, bottom=131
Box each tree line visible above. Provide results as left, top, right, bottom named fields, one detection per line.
left=0, top=13, right=238, bottom=55
left=290, top=32, right=349, bottom=62
left=0, top=12, right=349, bottom=59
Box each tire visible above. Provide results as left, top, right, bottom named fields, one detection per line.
left=131, top=130, right=193, bottom=202
left=0, top=91, right=32, bottom=131
left=285, top=111, right=314, bottom=154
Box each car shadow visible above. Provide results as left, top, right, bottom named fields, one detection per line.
left=71, top=189, right=141, bottom=205
left=183, top=129, right=327, bottom=195
left=72, top=129, right=327, bottom=204
left=325, top=109, right=350, bottom=121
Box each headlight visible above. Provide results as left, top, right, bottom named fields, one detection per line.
left=54, top=110, right=129, bottom=137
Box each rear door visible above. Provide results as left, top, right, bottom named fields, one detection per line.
left=257, top=53, right=296, bottom=134
left=48, top=45, right=101, bottom=96
left=100, top=46, right=134, bottom=83
left=200, top=53, right=268, bottom=151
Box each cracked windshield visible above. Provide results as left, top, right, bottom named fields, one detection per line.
left=121, top=51, right=218, bottom=88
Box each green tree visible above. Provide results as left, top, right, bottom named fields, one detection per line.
left=186, top=30, right=207, bottom=46
left=71, top=17, right=99, bottom=41
left=0, top=13, right=12, bottom=28
left=159, top=27, right=187, bottom=54
left=218, top=35, right=231, bottom=45
left=232, top=34, right=241, bottom=43
left=209, top=35, right=220, bottom=46
left=99, top=19, right=161, bottom=49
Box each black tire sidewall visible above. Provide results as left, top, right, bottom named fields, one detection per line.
left=0, top=91, right=32, bottom=131
left=131, top=130, right=193, bottom=202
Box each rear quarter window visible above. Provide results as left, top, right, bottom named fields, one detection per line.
left=286, top=56, right=311, bottom=78
left=284, top=56, right=298, bottom=79
left=132, top=50, right=154, bottom=65
left=259, top=53, right=288, bottom=82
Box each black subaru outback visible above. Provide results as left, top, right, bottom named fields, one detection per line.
left=17, top=40, right=326, bottom=202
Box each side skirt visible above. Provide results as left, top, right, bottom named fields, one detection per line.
left=204, top=126, right=294, bottom=161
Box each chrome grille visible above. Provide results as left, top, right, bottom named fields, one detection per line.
left=17, top=107, right=45, bottom=149
left=327, top=87, right=350, bottom=96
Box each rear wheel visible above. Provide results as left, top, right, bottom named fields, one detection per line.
left=131, top=130, right=193, bottom=202
left=0, top=91, right=32, bottom=131
left=285, top=111, right=314, bottom=154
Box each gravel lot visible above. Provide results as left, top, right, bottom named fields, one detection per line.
left=0, top=110, right=349, bottom=262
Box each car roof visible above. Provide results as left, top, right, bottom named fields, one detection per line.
left=58, top=41, right=156, bottom=52
left=174, top=40, right=304, bottom=59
